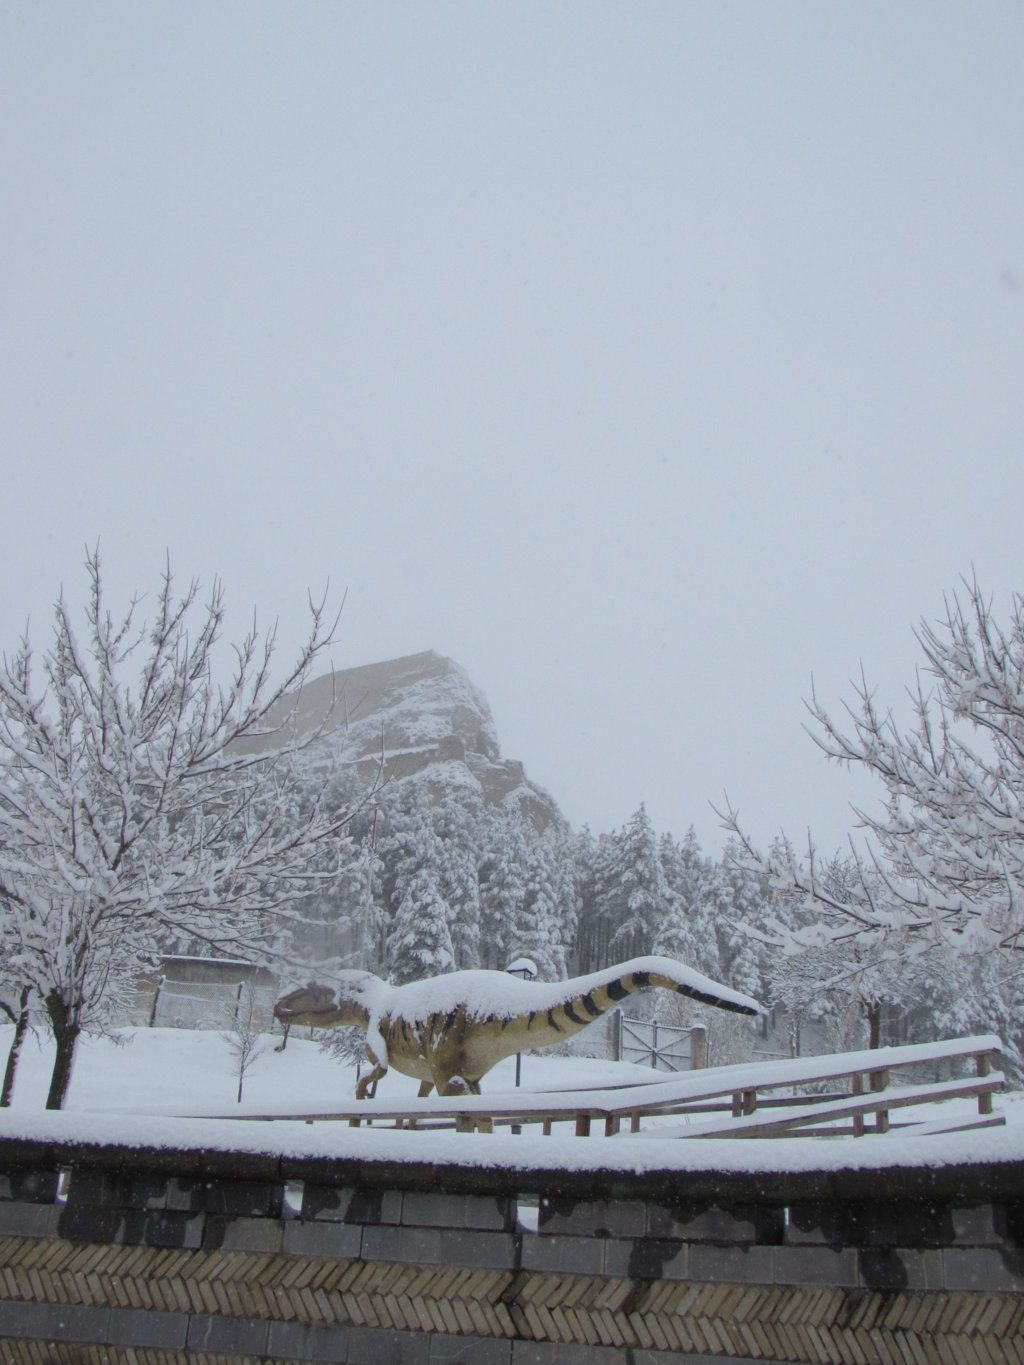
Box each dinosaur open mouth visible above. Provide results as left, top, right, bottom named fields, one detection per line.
left=273, top=1001, right=334, bottom=1021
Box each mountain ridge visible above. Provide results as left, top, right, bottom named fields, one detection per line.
left=244, top=649, right=563, bottom=829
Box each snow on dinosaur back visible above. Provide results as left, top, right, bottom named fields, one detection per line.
left=274, top=957, right=762, bottom=1101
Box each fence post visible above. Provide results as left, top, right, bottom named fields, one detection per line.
left=610, top=1008, right=622, bottom=1063
left=148, top=976, right=164, bottom=1028
left=689, top=1024, right=707, bottom=1070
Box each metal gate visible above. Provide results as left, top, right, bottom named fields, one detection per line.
left=613, top=1012, right=704, bottom=1071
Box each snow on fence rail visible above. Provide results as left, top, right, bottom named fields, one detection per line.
left=186, top=1033, right=1004, bottom=1140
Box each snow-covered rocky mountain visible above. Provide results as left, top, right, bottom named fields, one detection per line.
left=238, top=650, right=564, bottom=829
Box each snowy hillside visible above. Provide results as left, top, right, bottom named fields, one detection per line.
left=234, top=650, right=563, bottom=830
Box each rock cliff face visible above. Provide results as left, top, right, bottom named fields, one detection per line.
left=243, top=650, right=563, bottom=829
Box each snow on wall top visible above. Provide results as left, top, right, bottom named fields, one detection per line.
left=2, top=1107, right=1022, bottom=1182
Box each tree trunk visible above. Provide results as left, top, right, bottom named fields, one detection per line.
left=44, top=993, right=81, bottom=1110
left=866, top=999, right=882, bottom=1050
left=1, top=989, right=31, bottom=1107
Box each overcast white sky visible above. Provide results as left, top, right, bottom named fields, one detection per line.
left=2, top=4, right=1022, bottom=855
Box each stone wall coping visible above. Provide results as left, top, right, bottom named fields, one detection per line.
left=3, top=1128, right=1024, bottom=1205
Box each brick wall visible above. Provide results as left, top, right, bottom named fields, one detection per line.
left=0, top=1135, right=1021, bottom=1362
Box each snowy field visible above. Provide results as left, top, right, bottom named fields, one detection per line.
left=0, top=1022, right=658, bottom=1115
left=2, top=1022, right=1024, bottom=1178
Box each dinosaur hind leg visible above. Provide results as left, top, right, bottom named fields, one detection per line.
left=356, top=1064, right=387, bottom=1100
left=434, top=1070, right=491, bottom=1133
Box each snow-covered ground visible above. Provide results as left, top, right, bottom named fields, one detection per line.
left=2, top=1022, right=1023, bottom=1177
left=0, top=1022, right=657, bottom=1114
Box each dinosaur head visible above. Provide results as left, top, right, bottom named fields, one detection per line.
left=273, top=971, right=381, bottom=1029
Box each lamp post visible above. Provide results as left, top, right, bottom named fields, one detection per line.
left=505, top=958, right=537, bottom=1091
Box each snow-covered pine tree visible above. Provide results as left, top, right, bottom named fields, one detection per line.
left=712, top=839, right=773, bottom=1006
left=431, top=791, right=484, bottom=970
left=507, top=831, right=568, bottom=981
left=478, top=812, right=529, bottom=970
left=284, top=769, right=380, bottom=970
left=548, top=826, right=581, bottom=967
left=603, top=804, right=673, bottom=960
left=573, top=825, right=612, bottom=973
left=655, top=827, right=722, bottom=979
left=376, top=782, right=435, bottom=919
left=386, top=866, right=455, bottom=984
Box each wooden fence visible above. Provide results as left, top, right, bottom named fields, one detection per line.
left=216, top=1033, right=1004, bottom=1141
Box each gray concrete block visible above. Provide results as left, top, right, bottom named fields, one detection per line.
left=65, top=1169, right=129, bottom=1207
left=346, top=1324, right=431, bottom=1363
left=268, top=1318, right=351, bottom=1361
left=401, top=1190, right=467, bottom=1227
left=630, top=1355, right=779, bottom=1364
left=361, top=1222, right=409, bottom=1261
left=437, top=1229, right=518, bottom=1270
left=460, top=1194, right=515, bottom=1232
left=398, top=1224, right=449, bottom=1264
left=186, top=1311, right=270, bottom=1355
left=361, top=1223, right=446, bottom=1265
left=204, top=1213, right=284, bottom=1253
left=539, top=1197, right=647, bottom=1239
left=0, top=1200, right=60, bottom=1238
left=688, top=1242, right=775, bottom=1285
left=428, top=1331, right=513, bottom=1362
left=0, top=1170, right=60, bottom=1204
left=943, top=1246, right=1024, bottom=1292
left=56, top=1201, right=126, bottom=1245
left=201, top=1178, right=283, bottom=1217
left=787, top=1198, right=1004, bottom=1250
left=521, top=1233, right=605, bottom=1276
left=648, top=1202, right=783, bottom=1246
left=0, top=1299, right=41, bottom=1338
left=951, top=1203, right=1003, bottom=1247
left=127, top=1174, right=179, bottom=1210
left=0, top=1299, right=110, bottom=1344
left=403, top=1190, right=513, bottom=1232
left=159, top=1176, right=201, bottom=1211
left=856, top=1247, right=944, bottom=1292
left=283, top=1219, right=363, bottom=1259
left=302, top=1183, right=403, bottom=1224
left=137, top=1208, right=206, bottom=1249
left=603, top=1237, right=689, bottom=1281
left=511, top=1341, right=630, bottom=1364
left=773, top=1244, right=859, bottom=1288
left=105, top=1306, right=189, bottom=1349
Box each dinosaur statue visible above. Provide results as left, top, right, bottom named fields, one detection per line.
left=273, top=956, right=761, bottom=1100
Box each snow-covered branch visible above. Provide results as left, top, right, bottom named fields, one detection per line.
left=0, top=552, right=371, bottom=1108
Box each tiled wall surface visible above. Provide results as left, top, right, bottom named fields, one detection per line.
left=1, top=1145, right=1022, bottom=1362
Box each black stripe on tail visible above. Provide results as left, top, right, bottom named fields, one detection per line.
left=675, top=982, right=757, bottom=1015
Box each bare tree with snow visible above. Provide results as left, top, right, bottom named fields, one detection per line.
left=222, top=981, right=270, bottom=1103
left=0, top=552, right=369, bottom=1108
left=720, top=577, right=1024, bottom=1038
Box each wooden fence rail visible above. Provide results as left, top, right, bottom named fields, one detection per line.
left=186, top=1033, right=1004, bottom=1141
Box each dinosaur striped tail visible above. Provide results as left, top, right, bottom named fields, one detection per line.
left=537, top=955, right=761, bottom=1039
